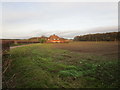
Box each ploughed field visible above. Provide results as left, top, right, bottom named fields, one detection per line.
left=53, top=41, right=118, bottom=59
left=3, top=42, right=118, bottom=88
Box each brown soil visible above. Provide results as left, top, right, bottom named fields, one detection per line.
left=53, top=41, right=118, bottom=59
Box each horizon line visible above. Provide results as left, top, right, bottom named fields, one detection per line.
left=1, top=31, right=118, bottom=40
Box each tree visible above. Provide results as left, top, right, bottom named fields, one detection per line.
left=38, top=38, right=46, bottom=43
left=73, top=32, right=119, bottom=41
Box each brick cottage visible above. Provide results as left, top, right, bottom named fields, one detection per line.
left=47, top=34, right=69, bottom=43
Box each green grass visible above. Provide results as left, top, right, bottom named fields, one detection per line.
left=3, top=43, right=118, bottom=88
left=10, top=43, right=36, bottom=47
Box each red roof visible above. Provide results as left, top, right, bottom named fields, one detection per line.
left=48, top=34, right=60, bottom=39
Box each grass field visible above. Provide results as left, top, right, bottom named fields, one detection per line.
left=3, top=42, right=119, bottom=88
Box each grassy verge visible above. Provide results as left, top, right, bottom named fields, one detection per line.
left=3, top=43, right=118, bottom=88
left=10, top=43, right=37, bottom=47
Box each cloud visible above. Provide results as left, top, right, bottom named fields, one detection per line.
left=1, top=2, right=118, bottom=39
left=27, top=26, right=118, bottom=39
left=2, top=26, right=118, bottom=39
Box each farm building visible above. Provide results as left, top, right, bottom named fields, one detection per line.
left=47, top=34, right=69, bottom=43
left=29, top=34, right=69, bottom=43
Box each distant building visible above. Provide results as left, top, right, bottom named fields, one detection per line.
left=29, top=34, right=69, bottom=43
left=47, top=34, right=69, bottom=43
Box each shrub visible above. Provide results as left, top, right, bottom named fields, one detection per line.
left=38, top=38, right=46, bottom=43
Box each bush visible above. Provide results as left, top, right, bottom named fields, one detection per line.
left=38, top=38, right=46, bottom=43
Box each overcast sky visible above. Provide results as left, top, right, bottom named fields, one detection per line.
left=2, top=2, right=118, bottom=39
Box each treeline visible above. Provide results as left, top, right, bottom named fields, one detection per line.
left=74, top=32, right=119, bottom=41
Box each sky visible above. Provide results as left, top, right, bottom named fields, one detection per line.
left=1, top=2, right=118, bottom=39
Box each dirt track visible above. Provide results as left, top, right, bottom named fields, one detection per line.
left=10, top=44, right=34, bottom=49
